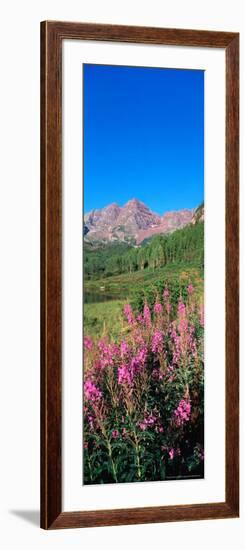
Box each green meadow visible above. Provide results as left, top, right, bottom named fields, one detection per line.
left=84, top=232, right=203, bottom=339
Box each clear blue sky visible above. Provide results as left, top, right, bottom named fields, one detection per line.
left=84, top=64, right=204, bottom=215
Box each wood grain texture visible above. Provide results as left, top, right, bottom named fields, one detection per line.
left=40, top=21, right=239, bottom=529
left=43, top=20, right=237, bottom=47
left=225, top=35, right=239, bottom=516
left=40, top=21, right=62, bottom=529
left=50, top=502, right=237, bottom=529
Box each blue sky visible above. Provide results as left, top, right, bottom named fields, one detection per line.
left=84, top=64, right=204, bottom=215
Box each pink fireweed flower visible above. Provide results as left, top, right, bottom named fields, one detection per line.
left=87, top=413, right=95, bottom=430
left=136, top=313, right=143, bottom=323
left=120, top=340, right=130, bottom=357
left=122, top=428, right=127, bottom=438
left=98, top=340, right=119, bottom=368
left=111, top=343, right=120, bottom=356
left=169, top=448, right=175, bottom=460
left=178, top=301, right=186, bottom=316
left=167, top=364, right=175, bottom=382
left=151, top=329, right=164, bottom=354
left=188, top=326, right=197, bottom=356
left=155, top=424, right=164, bottom=433
left=171, top=327, right=181, bottom=364
left=178, top=317, right=188, bottom=334
left=130, top=346, right=147, bottom=375
left=135, top=345, right=147, bottom=365
left=154, top=302, right=163, bottom=315
left=194, top=444, right=205, bottom=461
left=143, top=303, right=151, bottom=326
left=139, top=422, right=147, bottom=431
left=118, top=364, right=133, bottom=386
left=163, top=287, right=169, bottom=300
left=198, top=447, right=204, bottom=461
left=166, top=301, right=171, bottom=314
left=84, top=380, right=102, bottom=403
left=123, top=303, right=134, bottom=325
left=112, top=429, right=119, bottom=439
left=84, top=336, right=93, bottom=351
left=174, top=399, right=191, bottom=426
left=146, top=414, right=157, bottom=425
left=187, top=283, right=194, bottom=295
left=200, top=304, right=204, bottom=327
left=189, top=302, right=195, bottom=314
left=139, top=413, right=157, bottom=431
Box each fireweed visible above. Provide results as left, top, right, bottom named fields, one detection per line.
left=83, top=285, right=204, bottom=484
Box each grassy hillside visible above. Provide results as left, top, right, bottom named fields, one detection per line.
left=84, top=262, right=203, bottom=339
left=85, top=221, right=204, bottom=280
left=84, top=219, right=204, bottom=340
left=85, top=262, right=203, bottom=297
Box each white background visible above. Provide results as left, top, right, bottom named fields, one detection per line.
left=0, top=0, right=243, bottom=548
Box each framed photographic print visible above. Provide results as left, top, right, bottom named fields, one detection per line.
left=41, top=21, right=239, bottom=529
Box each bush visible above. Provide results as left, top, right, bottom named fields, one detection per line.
left=83, top=283, right=204, bottom=484
left=130, top=277, right=191, bottom=316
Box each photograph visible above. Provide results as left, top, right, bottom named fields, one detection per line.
left=83, top=64, right=205, bottom=485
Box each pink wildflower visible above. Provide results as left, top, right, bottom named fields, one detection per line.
left=139, top=422, right=147, bottom=431
left=123, top=303, right=134, bottom=325
left=199, top=448, right=204, bottom=461
left=84, top=336, right=93, bottom=351
left=118, top=364, right=133, bottom=385
left=143, top=304, right=151, bottom=326
left=174, top=399, right=191, bottom=426
left=178, top=317, right=188, bottom=334
left=178, top=301, right=186, bottom=316
left=154, top=302, right=163, bottom=315
left=163, top=287, right=169, bottom=299
left=120, top=340, right=130, bottom=357
left=171, top=327, right=181, bottom=363
left=98, top=340, right=119, bottom=368
left=136, top=314, right=143, bottom=323
left=169, top=448, right=175, bottom=460
left=139, top=413, right=157, bottom=430
left=134, top=345, right=148, bottom=368
left=187, top=283, right=194, bottom=295
left=112, top=429, right=119, bottom=439
left=200, top=304, right=204, bottom=327
left=84, top=380, right=102, bottom=403
left=87, top=414, right=94, bottom=430
left=152, top=329, right=164, bottom=353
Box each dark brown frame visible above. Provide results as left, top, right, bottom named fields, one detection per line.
left=41, top=21, right=239, bottom=529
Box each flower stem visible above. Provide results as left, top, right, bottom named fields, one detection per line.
left=133, top=429, right=141, bottom=480
left=107, top=439, right=118, bottom=482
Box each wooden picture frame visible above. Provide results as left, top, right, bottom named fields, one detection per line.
left=40, top=21, right=239, bottom=529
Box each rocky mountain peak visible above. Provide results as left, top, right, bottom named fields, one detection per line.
left=84, top=199, right=199, bottom=244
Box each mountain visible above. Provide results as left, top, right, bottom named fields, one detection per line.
left=136, top=209, right=194, bottom=244
left=84, top=199, right=196, bottom=244
left=191, top=202, right=204, bottom=224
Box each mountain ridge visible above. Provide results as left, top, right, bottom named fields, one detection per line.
left=84, top=199, right=202, bottom=244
